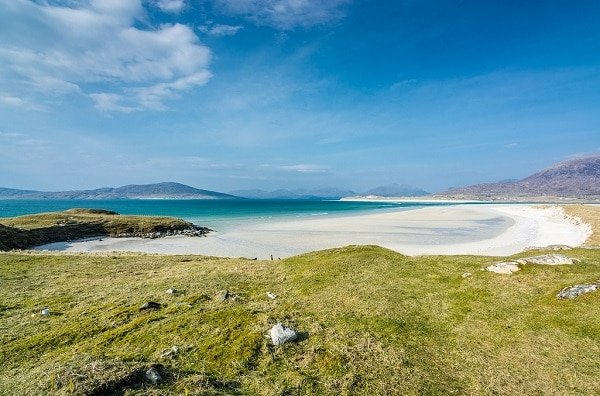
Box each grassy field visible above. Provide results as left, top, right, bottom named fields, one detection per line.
left=1, top=246, right=599, bottom=395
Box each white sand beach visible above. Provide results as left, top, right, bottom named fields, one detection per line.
left=35, top=204, right=592, bottom=259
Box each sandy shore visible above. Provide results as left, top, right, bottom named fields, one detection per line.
left=35, top=204, right=591, bottom=258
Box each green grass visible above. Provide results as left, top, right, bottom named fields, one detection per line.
left=1, top=246, right=599, bottom=395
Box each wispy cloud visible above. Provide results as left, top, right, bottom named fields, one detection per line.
left=0, top=0, right=211, bottom=111
left=281, top=164, right=328, bottom=173
left=214, top=0, right=350, bottom=30
left=199, top=23, right=243, bottom=37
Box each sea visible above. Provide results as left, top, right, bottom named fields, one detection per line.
left=0, top=199, right=458, bottom=231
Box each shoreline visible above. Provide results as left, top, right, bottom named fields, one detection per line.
left=33, top=204, right=592, bottom=259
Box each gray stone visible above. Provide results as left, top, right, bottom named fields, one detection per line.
left=217, top=290, right=229, bottom=301
left=557, top=284, right=599, bottom=299
left=270, top=323, right=297, bottom=346
left=144, top=367, right=162, bottom=384
left=139, top=301, right=162, bottom=310
left=40, top=307, right=50, bottom=316
left=486, top=262, right=521, bottom=275
left=522, top=254, right=577, bottom=265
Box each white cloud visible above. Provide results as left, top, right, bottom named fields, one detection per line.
left=0, top=0, right=212, bottom=111
left=154, top=0, right=186, bottom=13
left=214, top=0, right=350, bottom=30
left=281, top=164, right=328, bottom=173
left=199, top=23, right=243, bottom=37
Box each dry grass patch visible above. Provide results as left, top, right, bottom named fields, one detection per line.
left=562, top=204, right=600, bottom=245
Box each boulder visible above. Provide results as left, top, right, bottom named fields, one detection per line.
left=486, top=262, right=521, bottom=275
left=270, top=323, right=297, bottom=346
left=557, top=284, right=598, bottom=299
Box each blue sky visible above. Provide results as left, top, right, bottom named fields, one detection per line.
left=1, top=0, right=599, bottom=193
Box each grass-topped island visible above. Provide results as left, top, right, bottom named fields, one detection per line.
left=0, top=209, right=211, bottom=251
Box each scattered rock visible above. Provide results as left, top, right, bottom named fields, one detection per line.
left=486, top=262, right=521, bottom=275
left=139, top=301, right=162, bottom=311
left=522, top=254, right=578, bottom=265
left=144, top=367, right=162, bottom=385
left=270, top=323, right=297, bottom=346
left=160, top=345, right=179, bottom=359
left=461, top=272, right=472, bottom=278
left=165, top=288, right=177, bottom=295
left=40, top=307, right=50, bottom=316
left=217, top=290, right=229, bottom=302
left=557, top=283, right=599, bottom=299
left=266, top=292, right=278, bottom=299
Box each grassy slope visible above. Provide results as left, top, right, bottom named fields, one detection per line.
left=1, top=246, right=599, bottom=395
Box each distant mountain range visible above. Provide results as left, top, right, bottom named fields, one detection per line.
left=439, top=156, right=600, bottom=198
left=230, top=184, right=429, bottom=199
left=229, top=187, right=357, bottom=200
left=0, top=182, right=238, bottom=200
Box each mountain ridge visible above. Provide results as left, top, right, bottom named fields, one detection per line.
left=0, top=182, right=239, bottom=200
left=439, top=156, right=600, bottom=198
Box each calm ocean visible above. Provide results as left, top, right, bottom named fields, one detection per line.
left=0, top=199, right=456, bottom=231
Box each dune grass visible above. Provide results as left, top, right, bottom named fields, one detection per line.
left=1, top=245, right=599, bottom=395
left=562, top=204, right=600, bottom=246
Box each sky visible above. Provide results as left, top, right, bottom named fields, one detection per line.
left=1, top=0, right=599, bottom=193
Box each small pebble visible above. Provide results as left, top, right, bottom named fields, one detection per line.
left=40, top=308, right=50, bottom=316
left=165, top=288, right=177, bottom=294
left=267, top=292, right=278, bottom=299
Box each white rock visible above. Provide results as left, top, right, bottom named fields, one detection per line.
left=557, top=284, right=598, bottom=299
left=522, top=254, right=576, bottom=265
left=267, top=292, right=278, bottom=299
left=165, top=288, right=177, bottom=294
left=160, top=345, right=179, bottom=359
left=270, top=323, right=297, bottom=346
left=40, top=308, right=50, bottom=316
left=486, top=262, right=521, bottom=275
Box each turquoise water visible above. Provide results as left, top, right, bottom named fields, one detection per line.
left=0, top=199, right=454, bottom=230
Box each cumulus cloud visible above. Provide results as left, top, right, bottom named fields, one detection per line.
left=199, top=23, right=243, bottom=36
left=214, top=0, right=350, bottom=30
left=0, top=0, right=211, bottom=111
left=154, top=0, right=186, bottom=13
